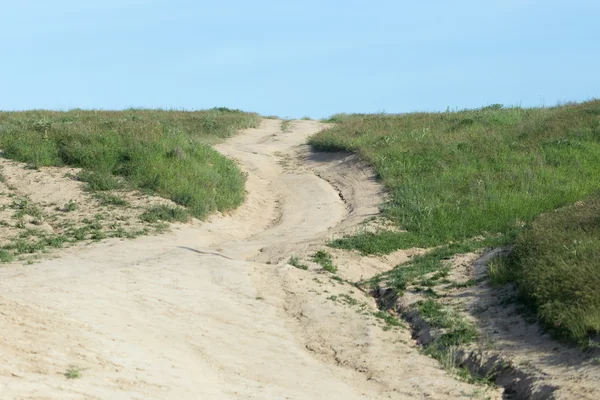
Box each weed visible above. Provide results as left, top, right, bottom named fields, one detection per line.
left=140, top=205, right=190, bottom=223
left=312, top=250, right=337, bottom=273
left=153, top=222, right=170, bottom=234
left=448, top=279, right=480, bottom=289
left=90, top=230, right=108, bottom=241
left=280, top=119, right=294, bottom=132
left=42, top=235, right=69, bottom=248
left=60, top=200, right=78, bottom=212
left=373, top=310, right=404, bottom=329
left=339, top=293, right=358, bottom=306
left=288, top=256, right=308, bottom=270
left=64, top=366, right=81, bottom=379
left=94, top=193, right=129, bottom=206
left=0, top=250, right=13, bottom=263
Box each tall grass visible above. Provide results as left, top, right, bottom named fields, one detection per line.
left=310, top=100, right=600, bottom=253
left=0, top=108, right=260, bottom=219
left=311, top=99, right=600, bottom=343
left=497, top=195, right=600, bottom=342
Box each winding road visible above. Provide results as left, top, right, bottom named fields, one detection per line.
left=0, top=120, right=490, bottom=399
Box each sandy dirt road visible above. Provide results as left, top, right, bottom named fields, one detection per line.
left=0, top=120, right=494, bottom=399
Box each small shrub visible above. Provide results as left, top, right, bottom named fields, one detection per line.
left=64, top=366, right=81, bottom=379
left=0, top=250, right=13, bottom=263
left=61, top=200, right=78, bottom=212
left=288, top=256, right=308, bottom=270
left=12, top=198, right=43, bottom=219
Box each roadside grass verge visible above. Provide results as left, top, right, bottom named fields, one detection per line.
left=309, top=100, right=600, bottom=254
left=0, top=108, right=260, bottom=219
left=490, top=194, right=600, bottom=343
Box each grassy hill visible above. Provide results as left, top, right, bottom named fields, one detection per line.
left=310, top=100, right=600, bottom=342
left=0, top=108, right=259, bottom=219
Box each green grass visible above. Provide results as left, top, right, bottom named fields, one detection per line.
left=492, top=195, right=600, bottom=343
left=415, top=298, right=480, bottom=379
left=94, top=193, right=129, bottom=207
left=288, top=255, right=308, bottom=270
left=140, top=205, right=190, bottom=223
left=59, top=200, right=78, bottom=212
left=0, top=250, right=13, bottom=263
left=367, top=236, right=505, bottom=294
left=373, top=310, right=404, bottom=330
left=64, top=366, right=81, bottom=379
left=312, top=250, right=337, bottom=273
left=0, top=108, right=260, bottom=219
left=310, top=100, right=600, bottom=254
left=280, top=119, right=293, bottom=132
left=11, top=198, right=43, bottom=220
left=314, top=100, right=600, bottom=345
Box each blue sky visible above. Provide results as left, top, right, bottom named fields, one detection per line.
left=1, top=1, right=598, bottom=118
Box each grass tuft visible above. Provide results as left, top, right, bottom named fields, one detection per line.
left=94, top=193, right=129, bottom=207
left=140, top=205, right=190, bottom=223
left=0, top=108, right=260, bottom=219
left=0, top=250, right=13, bottom=263
left=60, top=200, right=78, bottom=212
left=280, top=119, right=294, bottom=133
left=288, top=256, right=308, bottom=270
left=64, top=366, right=81, bottom=379
left=312, top=250, right=337, bottom=273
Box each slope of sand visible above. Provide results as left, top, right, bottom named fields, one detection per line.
left=0, top=120, right=495, bottom=399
